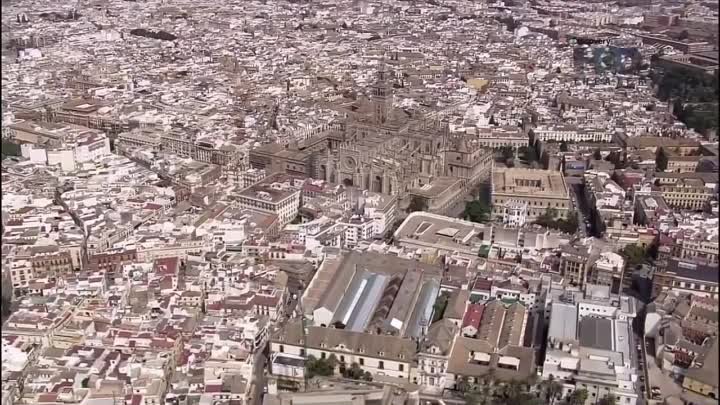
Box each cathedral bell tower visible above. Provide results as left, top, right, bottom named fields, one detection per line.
left=370, top=62, right=392, bottom=125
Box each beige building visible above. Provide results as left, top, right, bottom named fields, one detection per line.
left=407, top=177, right=465, bottom=215
left=234, top=173, right=303, bottom=226
left=491, top=168, right=571, bottom=220
left=657, top=147, right=700, bottom=173
left=10, top=245, right=74, bottom=284
left=475, top=127, right=528, bottom=149
left=679, top=236, right=719, bottom=265
left=271, top=320, right=416, bottom=382
left=446, top=300, right=535, bottom=387
left=657, top=178, right=714, bottom=211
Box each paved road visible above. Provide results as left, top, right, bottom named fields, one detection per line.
left=569, top=182, right=600, bottom=238
left=249, top=353, right=268, bottom=405
left=568, top=182, right=590, bottom=238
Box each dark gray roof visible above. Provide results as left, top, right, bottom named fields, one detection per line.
left=579, top=317, right=613, bottom=351
left=666, top=259, right=719, bottom=283
left=405, top=278, right=440, bottom=339
left=424, top=319, right=458, bottom=355
left=383, top=268, right=423, bottom=335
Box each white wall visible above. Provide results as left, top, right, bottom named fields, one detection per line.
left=20, top=144, right=48, bottom=164
left=47, top=149, right=76, bottom=172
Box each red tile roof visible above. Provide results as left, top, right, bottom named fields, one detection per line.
left=472, top=278, right=493, bottom=291
left=462, top=303, right=485, bottom=329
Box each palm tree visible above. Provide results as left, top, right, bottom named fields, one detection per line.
left=523, top=373, right=538, bottom=392
left=479, top=369, right=497, bottom=390
left=480, top=385, right=493, bottom=405
left=565, top=388, right=589, bottom=405
left=492, top=379, right=541, bottom=405
left=497, top=380, right=524, bottom=401
left=485, top=367, right=497, bottom=386
left=543, top=379, right=563, bottom=405
left=457, top=375, right=470, bottom=393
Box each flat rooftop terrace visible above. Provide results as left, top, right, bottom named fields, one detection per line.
left=492, top=168, right=569, bottom=199
left=394, top=212, right=492, bottom=252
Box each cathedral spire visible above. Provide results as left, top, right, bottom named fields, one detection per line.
left=371, top=58, right=391, bottom=124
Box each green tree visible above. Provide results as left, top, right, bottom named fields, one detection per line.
left=559, top=141, right=568, bottom=152
left=519, top=146, right=539, bottom=162
left=621, top=244, right=646, bottom=268
left=0, top=295, right=12, bottom=324
left=565, top=389, right=588, bottom=405
left=464, top=200, right=492, bottom=223
left=535, top=208, right=578, bottom=234
left=482, top=368, right=497, bottom=386
left=500, top=146, right=515, bottom=161
left=406, top=195, right=428, bottom=213
left=342, top=362, right=366, bottom=380
left=362, top=371, right=373, bottom=381
left=432, top=291, right=450, bottom=322
left=558, top=212, right=579, bottom=234
left=493, top=379, right=541, bottom=405
left=653, top=65, right=718, bottom=136
left=306, top=355, right=337, bottom=378
left=456, top=375, right=471, bottom=393
left=535, top=207, right=558, bottom=224
left=598, top=394, right=617, bottom=405
left=465, top=392, right=485, bottom=405
left=1, top=139, right=21, bottom=159
left=476, top=385, right=494, bottom=405
left=541, top=375, right=563, bottom=405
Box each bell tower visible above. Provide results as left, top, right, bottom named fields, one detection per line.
left=370, top=61, right=392, bottom=125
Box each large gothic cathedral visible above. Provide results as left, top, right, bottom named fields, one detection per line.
left=250, top=65, right=493, bottom=207
left=319, top=66, right=493, bottom=199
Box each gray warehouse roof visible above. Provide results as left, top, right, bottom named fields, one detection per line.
left=579, top=317, right=613, bottom=351
left=548, top=302, right=578, bottom=343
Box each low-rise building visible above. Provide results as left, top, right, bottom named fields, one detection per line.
left=542, top=285, right=639, bottom=405
left=652, top=258, right=719, bottom=298
left=394, top=211, right=492, bottom=261
left=492, top=168, right=571, bottom=221
left=233, top=173, right=303, bottom=226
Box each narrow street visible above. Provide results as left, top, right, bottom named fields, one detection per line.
left=568, top=181, right=596, bottom=238
left=249, top=353, right=268, bottom=405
